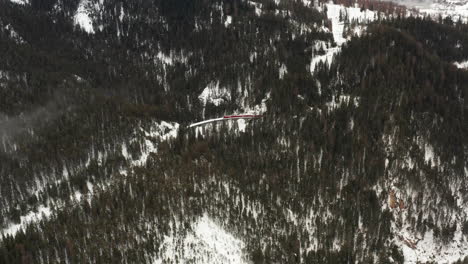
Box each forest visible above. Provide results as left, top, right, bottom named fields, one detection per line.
left=0, top=0, right=467, bottom=263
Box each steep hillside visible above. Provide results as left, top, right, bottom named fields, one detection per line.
left=0, top=0, right=467, bottom=263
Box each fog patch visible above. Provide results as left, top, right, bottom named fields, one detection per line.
left=0, top=95, right=75, bottom=153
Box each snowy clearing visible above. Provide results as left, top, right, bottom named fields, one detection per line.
left=199, top=82, right=231, bottom=108
left=412, top=0, right=468, bottom=22
left=310, top=3, right=375, bottom=74
left=393, top=216, right=468, bottom=264
left=225, top=16, right=232, bottom=27
left=74, top=0, right=95, bottom=34
left=4, top=24, right=25, bottom=44
left=154, top=214, right=247, bottom=264
left=310, top=47, right=340, bottom=73
left=247, top=1, right=263, bottom=16
left=9, top=0, right=28, bottom=5
left=1, top=206, right=51, bottom=237
left=381, top=131, right=468, bottom=263
left=132, top=121, right=180, bottom=167
left=454, top=60, right=468, bottom=69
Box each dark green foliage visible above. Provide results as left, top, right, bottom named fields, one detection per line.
left=386, top=16, right=468, bottom=62
left=463, top=221, right=468, bottom=236
left=0, top=0, right=467, bottom=263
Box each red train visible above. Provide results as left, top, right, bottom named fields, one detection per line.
left=223, top=115, right=263, bottom=119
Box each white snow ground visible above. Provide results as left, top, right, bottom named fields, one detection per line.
left=74, top=0, right=95, bottom=34
left=381, top=133, right=468, bottom=263
left=9, top=0, right=28, bottom=5
left=130, top=121, right=180, bottom=167
left=225, top=16, right=232, bottom=27
left=4, top=24, right=25, bottom=44
left=310, top=3, right=375, bottom=74
left=397, top=0, right=468, bottom=22
left=389, top=171, right=468, bottom=264
left=319, top=3, right=468, bottom=262
left=247, top=1, right=263, bottom=16
left=1, top=206, right=51, bottom=237
left=154, top=214, right=247, bottom=264
left=194, top=79, right=268, bottom=132
left=454, top=60, right=468, bottom=69
left=199, top=82, right=232, bottom=108
left=392, top=209, right=468, bottom=264
left=325, top=95, right=359, bottom=110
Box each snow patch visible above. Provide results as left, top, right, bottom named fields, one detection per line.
left=399, top=0, right=468, bottom=22
left=311, top=3, right=375, bottom=74
left=279, top=64, right=288, bottom=79
left=247, top=1, right=263, bottom=16
left=4, top=24, right=25, bottom=44
left=74, top=0, right=95, bottom=34
left=154, top=214, right=247, bottom=264
left=393, top=220, right=468, bottom=264
left=119, top=6, right=125, bottom=22
left=1, top=205, right=51, bottom=237
left=199, top=82, right=231, bottom=107
left=225, top=16, right=232, bottom=27
left=156, top=51, right=174, bottom=65
left=327, top=4, right=347, bottom=45
left=9, top=0, right=28, bottom=5
left=325, top=95, right=359, bottom=110
left=134, top=121, right=180, bottom=166
left=454, top=60, right=468, bottom=69
left=155, top=50, right=190, bottom=68
left=310, top=47, right=340, bottom=73
left=380, top=113, right=468, bottom=264
left=302, top=0, right=313, bottom=7
left=424, top=142, right=435, bottom=165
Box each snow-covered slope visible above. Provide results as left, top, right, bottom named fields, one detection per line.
left=310, top=3, right=375, bottom=73
left=199, top=82, right=232, bottom=109
left=74, top=0, right=96, bottom=33
left=1, top=206, right=51, bottom=237
left=395, top=0, right=468, bottom=21
left=379, top=131, right=468, bottom=263
left=0, top=120, right=179, bottom=238
left=1, top=0, right=466, bottom=263
left=421, top=0, right=468, bottom=21
left=9, top=0, right=28, bottom=5
left=454, top=60, right=468, bottom=69
left=389, top=186, right=468, bottom=264
left=154, top=214, right=247, bottom=264
left=3, top=24, right=25, bottom=44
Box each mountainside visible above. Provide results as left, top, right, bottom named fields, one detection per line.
left=0, top=0, right=467, bottom=263
left=394, top=0, right=468, bottom=21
